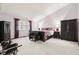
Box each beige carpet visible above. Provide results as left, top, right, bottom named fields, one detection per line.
left=11, top=37, right=79, bottom=55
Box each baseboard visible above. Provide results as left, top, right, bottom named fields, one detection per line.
left=11, top=36, right=29, bottom=40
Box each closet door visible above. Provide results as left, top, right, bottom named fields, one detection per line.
left=68, top=20, right=78, bottom=41
left=0, top=22, right=4, bottom=42
left=4, top=22, right=10, bottom=41
left=61, top=19, right=78, bottom=42
left=61, top=21, right=68, bottom=40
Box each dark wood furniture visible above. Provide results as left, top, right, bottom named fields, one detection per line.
left=61, top=19, right=78, bottom=42
left=14, top=18, right=19, bottom=38
left=29, top=31, right=46, bottom=42
left=0, top=21, right=11, bottom=43
left=29, top=20, right=32, bottom=33
left=29, top=20, right=32, bottom=39
left=53, top=32, right=60, bottom=38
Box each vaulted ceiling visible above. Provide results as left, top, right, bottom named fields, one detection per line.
left=0, top=3, right=70, bottom=21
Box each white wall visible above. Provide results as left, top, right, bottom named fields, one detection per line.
left=31, top=3, right=70, bottom=30
left=0, top=4, right=15, bottom=38
left=77, top=4, right=79, bottom=44
left=0, top=12, right=15, bottom=38
left=0, top=3, right=79, bottom=43
left=0, top=12, right=29, bottom=38
left=0, top=3, right=30, bottom=38
left=0, top=4, right=1, bottom=10
left=38, top=3, right=79, bottom=43
left=38, top=4, right=77, bottom=28
left=0, top=3, right=70, bottom=31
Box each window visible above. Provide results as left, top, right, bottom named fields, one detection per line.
left=18, top=20, right=27, bottom=30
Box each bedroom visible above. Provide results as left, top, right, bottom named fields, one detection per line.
left=0, top=3, right=79, bottom=55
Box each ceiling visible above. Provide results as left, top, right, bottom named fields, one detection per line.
left=0, top=3, right=70, bottom=21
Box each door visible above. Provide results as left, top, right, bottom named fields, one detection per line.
left=4, top=22, right=11, bottom=41
left=61, top=21, right=68, bottom=40
left=14, top=18, right=19, bottom=38
left=61, top=19, right=78, bottom=42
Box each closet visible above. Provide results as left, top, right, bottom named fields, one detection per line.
left=61, top=19, right=78, bottom=42
left=0, top=21, right=11, bottom=43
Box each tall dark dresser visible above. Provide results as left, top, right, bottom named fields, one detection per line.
left=61, top=19, right=78, bottom=42
left=0, top=21, right=11, bottom=43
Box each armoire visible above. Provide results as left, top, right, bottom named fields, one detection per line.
left=61, top=19, right=78, bottom=42
left=0, top=21, right=11, bottom=43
